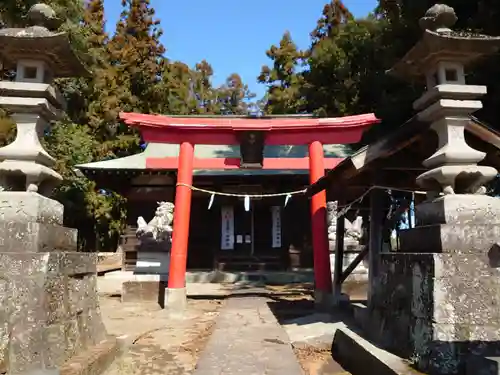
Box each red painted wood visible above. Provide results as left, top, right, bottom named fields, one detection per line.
left=168, top=142, right=194, bottom=290
left=141, top=127, right=365, bottom=145
left=121, top=112, right=378, bottom=129
left=123, top=113, right=380, bottom=146
left=145, top=157, right=343, bottom=170
left=308, top=141, right=332, bottom=294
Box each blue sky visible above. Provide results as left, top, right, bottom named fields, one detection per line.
left=103, top=0, right=377, bottom=99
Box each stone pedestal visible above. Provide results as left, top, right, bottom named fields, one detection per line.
left=123, top=202, right=174, bottom=305
left=122, top=239, right=171, bottom=304
left=369, top=195, right=500, bottom=374
left=0, top=192, right=108, bottom=374
left=370, top=252, right=500, bottom=374
left=133, top=235, right=171, bottom=275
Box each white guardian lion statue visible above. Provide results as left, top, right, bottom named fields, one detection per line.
left=136, top=201, right=175, bottom=243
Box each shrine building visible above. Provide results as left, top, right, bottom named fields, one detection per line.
left=77, top=113, right=379, bottom=305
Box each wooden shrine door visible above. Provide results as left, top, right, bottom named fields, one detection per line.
left=252, top=200, right=274, bottom=255
left=233, top=203, right=253, bottom=254
left=219, top=199, right=283, bottom=257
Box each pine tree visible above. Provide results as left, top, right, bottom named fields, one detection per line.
left=109, top=0, right=166, bottom=114
left=311, top=0, right=353, bottom=43
left=192, top=60, right=220, bottom=114
left=79, top=0, right=126, bottom=146
left=160, top=61, right=198, bottom=115
left=257, top=32, right=306, bottom=114
left=304, top=18, right=388, bottom=118
left=217, top=73, right=256, bottom=115
left=83, top=0, right=108, bottom=60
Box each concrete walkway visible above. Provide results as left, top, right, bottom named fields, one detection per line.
left=193, top=297, right=304, bottom=375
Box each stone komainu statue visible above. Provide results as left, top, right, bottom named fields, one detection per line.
left=136, top=201, right=175, bottom=244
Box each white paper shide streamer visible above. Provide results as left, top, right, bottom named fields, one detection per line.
left=208, top=193, right=215, bottom=210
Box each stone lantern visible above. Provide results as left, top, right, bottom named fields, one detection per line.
left=0, top=3, right=88, bottom=195
left=389, top=3, right=500, bottom=207
left=368, top=5, right=500, bottom=374
left=0, top=5, right=111, bottom=375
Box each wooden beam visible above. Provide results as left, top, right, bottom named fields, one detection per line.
left=340, top=247, right=369, bottom=284
left=146, top=157, right=343, bottom=170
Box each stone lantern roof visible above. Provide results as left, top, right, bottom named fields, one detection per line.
left=0, top=3, right=89, bottom=78
left=388, top=4, right=500, bottom=83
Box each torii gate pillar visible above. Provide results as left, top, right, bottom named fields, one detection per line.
left=309, top=141, right=333, bottom=306
left=167, top=141, right=194, bottom=312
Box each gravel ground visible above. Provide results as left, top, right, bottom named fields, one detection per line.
left=264, top=283, right=353, bottom=375
left=100, top=295, right=223, bottom=375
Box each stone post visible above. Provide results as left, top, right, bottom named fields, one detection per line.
left=0, top=4, right=110, bottom=374
left=369, top=4, right=500, bottom=374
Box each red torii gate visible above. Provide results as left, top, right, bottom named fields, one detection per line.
left=120, top=112, right=380, bottom=309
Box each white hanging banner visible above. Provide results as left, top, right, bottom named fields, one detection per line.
left=221, top=206, right=235, bottom=250
left=271, top=206, right=282, bottom=248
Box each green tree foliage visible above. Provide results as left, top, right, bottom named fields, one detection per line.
left=191, top=60, right=220, bottom=114
left=306, top=15, right=420, bottom=143
left=109, top=0, right=165, bottom=114
left=311, top=0, right=353, bottom=42
left=44, top=121, right=127, bottom=251
left=257, top=31, right=307, bottom=114
left=217, top=73, right=256, bottom=115
left=160, top=61, right=199, bottom=115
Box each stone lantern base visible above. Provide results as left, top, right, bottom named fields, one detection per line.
left=370, top=252, right=500, bottom=374
left=0, top=192, right=116, bottom=374
left=367, top=194, right=500, bottom=374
